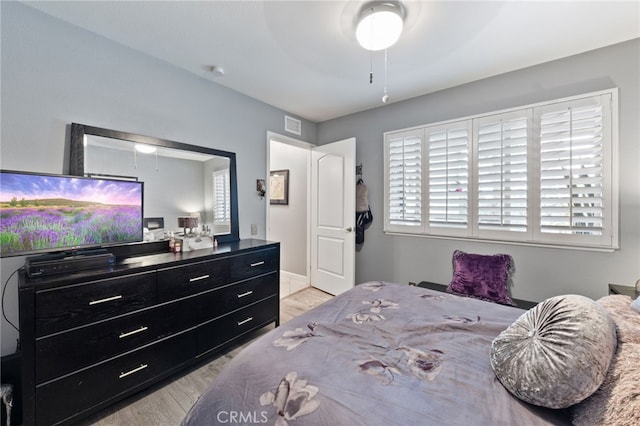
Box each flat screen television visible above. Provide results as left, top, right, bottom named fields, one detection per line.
left=0, top=170, right=144, bottom=257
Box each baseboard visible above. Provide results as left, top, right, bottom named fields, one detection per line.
left=280, top=270, right=310, bottom=298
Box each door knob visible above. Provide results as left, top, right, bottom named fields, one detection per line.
left=345, top=227, right=354, bottom=232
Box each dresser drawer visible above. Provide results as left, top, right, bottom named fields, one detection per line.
left=197, top=295, right=279, bottom=356
left=157, top=257, right=229, bottom=301
left=196, top=272, right=278, bottom=322
left=35, top=271, right=156, bottom=337
left=35, top=331, right=195, bottom=426
left=229, top=247, right=279, bottom=281
left=35, top=297, right=197, bottom=384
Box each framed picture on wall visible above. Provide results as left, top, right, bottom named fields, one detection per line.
left=269, top=169, right=289, bottom=205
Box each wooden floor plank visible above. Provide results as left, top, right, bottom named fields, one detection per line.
left=81, top=286, right=332, bottom=425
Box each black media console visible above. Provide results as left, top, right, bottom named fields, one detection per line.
left=18, top=239, right=280, bottom=425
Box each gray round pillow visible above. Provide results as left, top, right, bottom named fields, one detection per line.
left=490, top=294, right=616, bottom=409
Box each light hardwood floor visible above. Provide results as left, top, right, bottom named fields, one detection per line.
left=79, top=286, right=333, bottom=426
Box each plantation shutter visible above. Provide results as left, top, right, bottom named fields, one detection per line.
left=213, top=170, right=231, bottom=223
left=538, top=96, right=607, bottom=237
left=383, top=89, right=616, bottom=249
left=427, top=123, right=469, bottom=230
left=386, top=132, right=422, bottom=227
left=476, top=112, right=529, bottom=233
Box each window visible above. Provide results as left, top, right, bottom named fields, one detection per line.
left=475, top=111, right=530, bottom=238
left=213, top=169, right=231, bottom=224
left=383, top=89, right=618, bottom=250
left=385, top=130, right=423, bottom=231
left=535, top=95, right=613, bottom=246
left=427, top=122, right=470, bottom=234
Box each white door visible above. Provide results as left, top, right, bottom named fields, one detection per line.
left=310, top=138, right=356, bottom=295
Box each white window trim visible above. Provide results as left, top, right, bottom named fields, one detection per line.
left=383, top=88, right=619, bottom=252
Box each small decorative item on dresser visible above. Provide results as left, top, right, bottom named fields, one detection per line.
left=168, top=232, right=175, bottom=252
left=173, top=238, right=183, bottom=253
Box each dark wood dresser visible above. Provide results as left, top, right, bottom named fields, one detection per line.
left=18, top=239, right=279, bottom=426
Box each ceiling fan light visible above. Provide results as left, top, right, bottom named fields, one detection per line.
left=356, top=2, right=404, bottom=51
left=135, top=143, right=157, bottom=154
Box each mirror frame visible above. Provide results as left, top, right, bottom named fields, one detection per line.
left=69, top=122, right=240, bottom=244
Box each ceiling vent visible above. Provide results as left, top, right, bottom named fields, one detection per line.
left=285, top=116, right=302, bottom=135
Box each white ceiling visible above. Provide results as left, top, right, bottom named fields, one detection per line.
left=23, top=1, right=640, bottom=123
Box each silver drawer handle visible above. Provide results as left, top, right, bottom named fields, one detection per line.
left=237, top=290, right=253, bottom=298
left=237, top=317, right=253, bottom=326
left=89, top=295, right=123, bottom=306
left=119, top=326, right=148, bottom=339
left=119, top=363, right=148, bottom=379
left=250, top=261, right=265, bottom=267
left=189, top=274, right=210, bottom=282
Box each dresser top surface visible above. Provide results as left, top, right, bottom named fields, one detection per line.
left=19, top=239, right=279, bottom=290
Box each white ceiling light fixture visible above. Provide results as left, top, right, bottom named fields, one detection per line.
left=135, top=144, right=157, bottom=154
left=356, top=1, right=405, bottom=51
left=356, top=1, right=405, bottom=103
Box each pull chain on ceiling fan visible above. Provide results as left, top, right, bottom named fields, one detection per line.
left=355, top=1, right=405, bottom=103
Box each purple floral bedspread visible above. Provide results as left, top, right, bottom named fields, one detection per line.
left=182, top=282, right=569, bottom=426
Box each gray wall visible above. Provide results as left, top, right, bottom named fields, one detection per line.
left=318, top=38, right=640, bottom=304
left=1, top=1, right=638, bottom=356
left=0, top=2, right=317, bottom=355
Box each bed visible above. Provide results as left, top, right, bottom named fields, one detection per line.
left=183, top=282, right=576, bottom=425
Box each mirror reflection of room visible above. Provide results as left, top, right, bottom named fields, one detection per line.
left=83, top=135, right=231, bottom=250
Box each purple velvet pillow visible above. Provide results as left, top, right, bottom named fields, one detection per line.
left=446, top=250, right=514, bottom=305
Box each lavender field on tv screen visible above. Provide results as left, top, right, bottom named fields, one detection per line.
left=0, top=173, right=143, bottom=256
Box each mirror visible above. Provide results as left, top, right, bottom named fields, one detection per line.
left=69, top=123, right=239, bottom=246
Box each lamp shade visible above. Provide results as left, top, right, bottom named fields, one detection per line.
left=178, top=216, right=198, bottom=229
left=356, top=2, right=404, bottom=51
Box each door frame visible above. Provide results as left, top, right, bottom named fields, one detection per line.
left=266, top=131, right=314, bottom=288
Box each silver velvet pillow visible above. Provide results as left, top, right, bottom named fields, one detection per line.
left=490, top=294, right=617, bottom=409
